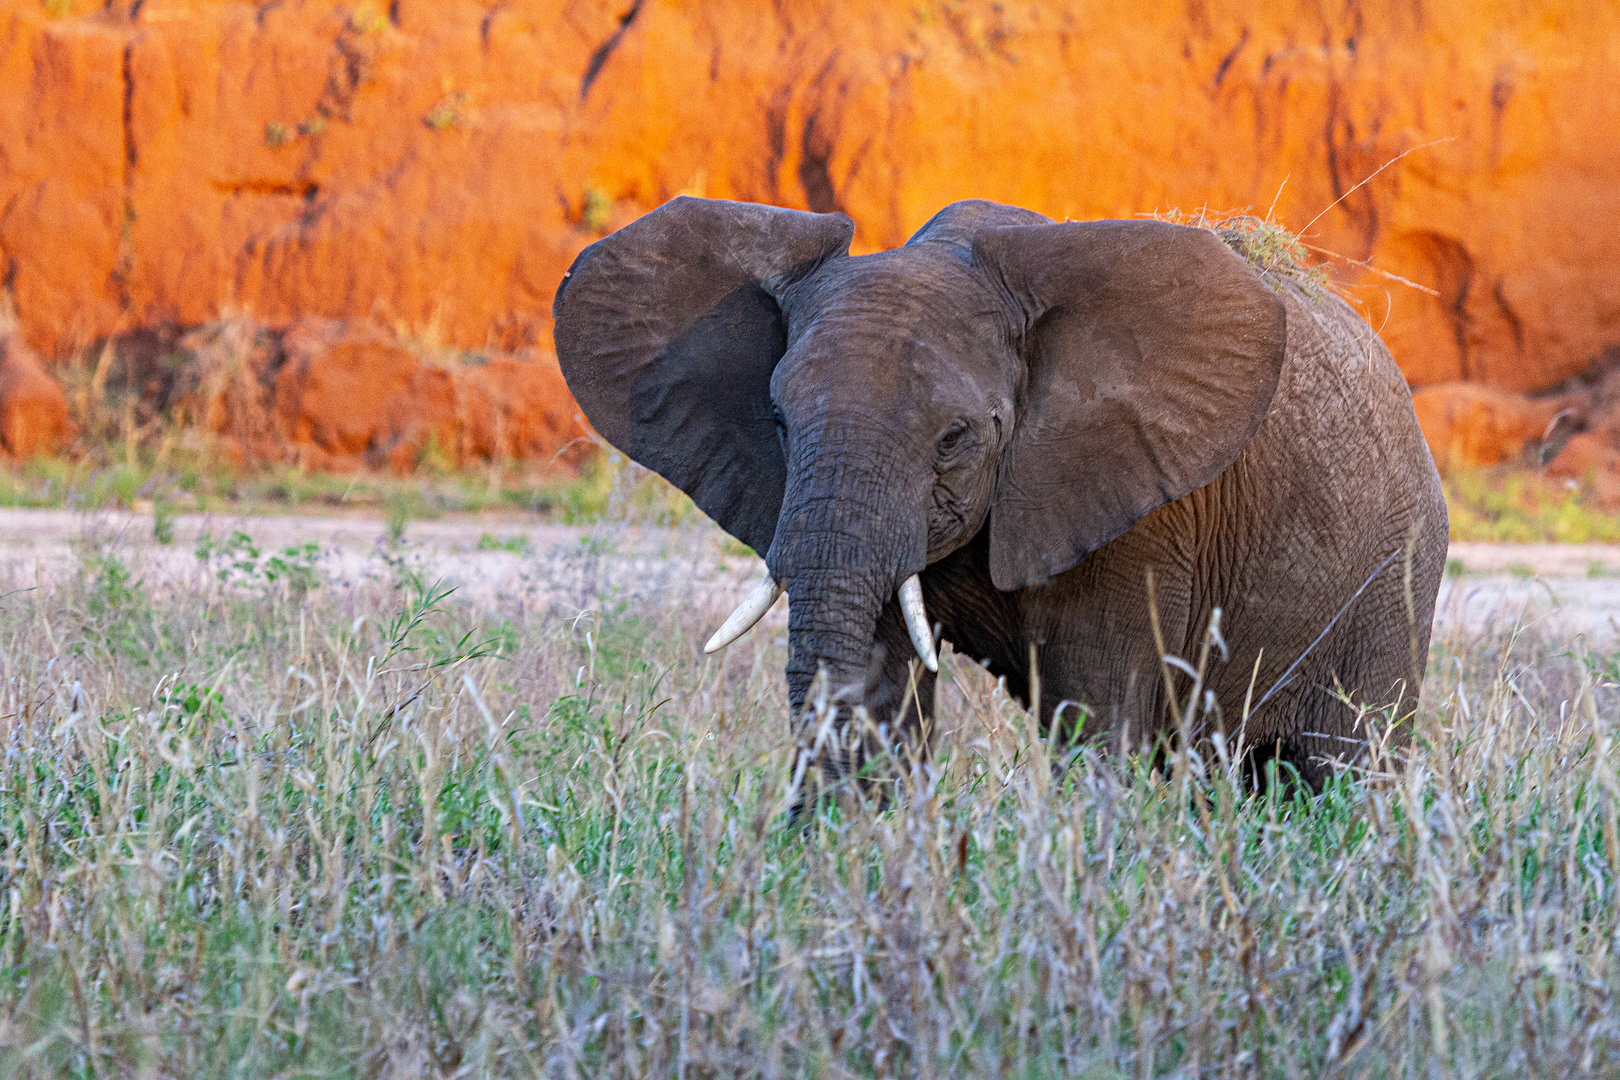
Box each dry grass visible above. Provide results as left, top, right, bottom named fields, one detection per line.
left=1145, top=208, right=1330, bottom=295
left=5, top=314, right=688, bottom=528
left=0, top=517, right=1619, bottom=1077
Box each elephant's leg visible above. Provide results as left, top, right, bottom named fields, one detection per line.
left=864, top=595, right=940, bottom=766
left=1243, top=526, right=1445, bottom=787
left=919, top=519, right=1221, bottom=768
left=920, top=525, right=1029, bottom=701
left=1244, top=649, right=1397, bottom=789
left=1031, top=538, right=1197, bottom=758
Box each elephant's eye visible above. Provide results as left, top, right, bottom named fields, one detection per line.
left=937, top=422, right=971, bottom=460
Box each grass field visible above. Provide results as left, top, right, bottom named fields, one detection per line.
left=0, top=453, right=623, bottom=526
left=0, top=511, right=1617, bottom=1078
left=2, top=442, right=1619, bottom=546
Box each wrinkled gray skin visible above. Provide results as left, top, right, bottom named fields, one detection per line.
left=554, top=197, right=1447, bottom=790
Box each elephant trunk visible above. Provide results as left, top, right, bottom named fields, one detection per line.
left=769, top=499, right=903, bottom=719
left=780, top=563, right=889, bottom=715
left=765, top=421, right=926, bottom=726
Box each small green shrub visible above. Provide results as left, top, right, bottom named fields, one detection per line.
left=75, top=548, right=151, bottom=658
left=580, top=187, right=612, bottom=233
left=86, top=551, right=141, bottom=615
left=158, top=681, right=226, bottom=725
left=424, top=91, right=466, bottom=131
left=386, top=492, right=411, bottom=544
left=476, top=532, right=532, bottom=555
left=152, top=497, right=177, bottom=545
left=194, top=529, right=323, bottom=597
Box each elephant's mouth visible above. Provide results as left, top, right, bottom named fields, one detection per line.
left=702, top=569, right=938, bottom=673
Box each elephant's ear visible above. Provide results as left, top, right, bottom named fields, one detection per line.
left=553, top=197, right=854, bottom=553
left=974, top=220, right=1287, bottom=591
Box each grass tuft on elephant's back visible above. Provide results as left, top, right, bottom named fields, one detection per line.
left=1147, top=207, right=1330, bottom=293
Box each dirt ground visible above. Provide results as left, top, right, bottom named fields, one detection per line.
left=0, top=509, right=1615, bottom=651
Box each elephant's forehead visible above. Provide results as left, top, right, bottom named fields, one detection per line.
left=782, top=248, right=1012, bottom=342
left=773, top=253, right=1014, bottom=414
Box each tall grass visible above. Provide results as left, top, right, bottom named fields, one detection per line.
left=1, top=522, right=1618, bottom=1076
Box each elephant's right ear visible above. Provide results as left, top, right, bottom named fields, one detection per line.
left=975, top=220, right=1288, bottom=591
left=553, top=197, right=854, bottom=553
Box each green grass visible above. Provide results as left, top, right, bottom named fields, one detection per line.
left=1444, top=466, right=1620, bottom=543
left=10, top=450, right=1618, bottom=552
left=0, top=450, right=694, bottom=527
left=0, top=525, right=1618, bottom=1075
left=476, top=532, right=533, bottom=555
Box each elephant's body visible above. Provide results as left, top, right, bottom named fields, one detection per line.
left=924, top=280, right=1446, bottom=781
left=553, top=196, right=1448, bottom=792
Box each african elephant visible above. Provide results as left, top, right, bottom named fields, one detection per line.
left=553, top=196, right=1447, bottom=789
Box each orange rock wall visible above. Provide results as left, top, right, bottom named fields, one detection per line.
left=2, top=1, right=1616, bottom=404
left=0, top=329, right=72, bottom=458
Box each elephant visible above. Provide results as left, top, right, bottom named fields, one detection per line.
left=552, top=196, right=1447, bottom=791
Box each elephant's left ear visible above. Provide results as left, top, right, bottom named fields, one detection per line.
left=974, top=220, right=1288, bottom=591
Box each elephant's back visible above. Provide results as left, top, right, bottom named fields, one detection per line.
left=1266, top=280, right=1444, bottom=519
left=1225, top=279, right=1446, bottom=575
left=1188, top=277, right=1445, bottom=704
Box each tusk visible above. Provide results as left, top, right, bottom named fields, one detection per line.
left=898, top=574, right=938, bottom=673
left=703, top=575, right=783, bottom=654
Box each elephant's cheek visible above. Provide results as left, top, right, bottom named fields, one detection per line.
left=926, top=476, right=990, bottom=563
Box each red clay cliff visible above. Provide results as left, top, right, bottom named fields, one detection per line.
left=1, top=2, right=1615, bottom=469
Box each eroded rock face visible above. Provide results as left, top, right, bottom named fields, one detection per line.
left=1411, top=383, right=1580, bottom=470
left=1539, top=353, right=1620, bottom=507
left=272, top=318, right=588, bottom=471
left=1, top=2, right=1616, bottom=468
left=0, top=331, right=72, bottom=460
left=164, top=316, right=588, bottom=471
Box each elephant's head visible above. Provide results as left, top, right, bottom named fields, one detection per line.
left=553, top=197, right=1286, bottom=737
